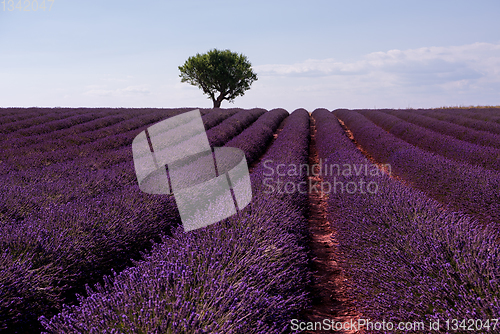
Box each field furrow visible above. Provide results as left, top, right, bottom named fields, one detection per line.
left=40, top=109, right=311, bottom=334
left=314, top=109, right=500, bottom=333
left=334, top=109, right=500, bottom=226
left=302, top=110, right=360, bottom=334
left=434, top=107, right=500, bottom=123
left=357, top=109, right=500, bottom=171
left=0, top=108, right=274, bottom=331
left=412, top=108, right=500, bottom=135
left=377, top=109, right=500, bottom=149
left=1, top=106, right=499, bottom=333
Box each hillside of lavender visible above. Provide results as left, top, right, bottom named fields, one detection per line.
left=1, top=107, right=500, bottom=333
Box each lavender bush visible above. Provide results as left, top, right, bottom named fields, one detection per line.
left=379, top=109, right=500, bottom=149
left=40, top=109, right=311, bottom=333
left=1, top=109, right=205, bottom=170
left=1, top=109, right=145, bottom=152
left=0, top=107, right=53, bottom=124
left=0, top=108, right=93, bottom=134
left=434, top=107, right=500, bottom=124
left=357, top=109, right=500, bottom=171
left=200, top=108, right=241, bottom=129
left=411, top=108, right=500, bottom=135
left=334, top=109, right=500, bottom=225
left=0, top=108, right=265, bottom=331
left=206, top=108, right=267, bottom=147
left=224, top=108, right=288, bottom=163
left=0, top=108, right=241, bottom=204
left=314, top=109, right=500, bottom=333
left=169, top=107, right=288, bottom=181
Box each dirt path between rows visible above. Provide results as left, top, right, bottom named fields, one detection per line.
left=301, top=116, right=362, bottom=334
left=247, top=117, right=287, bottom=173
left=335, top=117, right=409, bottom=186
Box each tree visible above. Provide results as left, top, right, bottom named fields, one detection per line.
left=178, top=49, right=258, bottom=108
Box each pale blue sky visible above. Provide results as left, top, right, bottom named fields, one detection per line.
left=1, top=0, right=499, bottom=110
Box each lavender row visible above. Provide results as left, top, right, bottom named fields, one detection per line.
left=0, top=112, right=185, bottom=177
left=0, top=108, right=276, bottom=331
left=0, top=109, right=160, bottom=168
left=40, top=109, right=311, bottom=333
left=0, top=109, right=266, bottom=222
left=1, top=107, right=276, bottom=218
left=314, top=109, right=500, bottom=331
left=0, top=108, right=212, bottom=137
left=8, top=107, right=213, bottom=143
left=436, top=107, right=500, bottom=123
left=135, top=107, right=286, bottom=225
left=334, top=109, right=500, bottom=225
left=158, top=107, right=270, bottom=169
left=225, top=108, right=288, bottom=163
left=378, top=109, right=500, bottom=149
left=1, top=107, right=214, bottom=152
left=412, top=108, right=500, bottom=135
left=1, top=108, right=258, bottom=217
left=12, top=111, right=122, bottom=138
left=168, top=108, right=289, bottom=195
left=0, top=109, right=152, bottom=150
left=0, top=108, right=232, bottom=172
left=201, top=108, right=241, bottom=128
left=357, top=109, right=500, bottom=172
left=0, top=186, right=180, bottom=331
left=0, top=110, right=196, bottom=326
left=0, top=107, right=61, bottom=126
left=0, top=109, right=189, bottom=166
left=0, top=108, right=102, bottom=135
left=0, top=108, right=87, bottom=132
left=207, top=108, right=267, bottom=146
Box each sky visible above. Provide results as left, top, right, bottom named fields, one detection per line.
left=0, top=0, right=499, bottom=111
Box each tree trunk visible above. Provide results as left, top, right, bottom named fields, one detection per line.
left=213, top=93, right=225, bottom=108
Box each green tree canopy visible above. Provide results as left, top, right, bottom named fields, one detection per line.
left=178, top=49, right=258, bottom=108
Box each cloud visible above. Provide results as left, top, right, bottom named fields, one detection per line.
left=99, top=75, right=136, bottom=83
left=255, top=58, right=366, bottom=77
left=121, top=86, right=150, bottom=95
left=254, top=42, right=500, bottom=90
left=83, top=85, right=151, bottom=97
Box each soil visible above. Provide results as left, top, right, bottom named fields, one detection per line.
left=248, top=117, right=287, bottom=173
left=301, top=116, right=363, bottom=334
left=336, top=117, right=408, bottom=185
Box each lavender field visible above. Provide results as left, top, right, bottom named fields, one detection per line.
left=1, top=107, right=500, bottom=333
